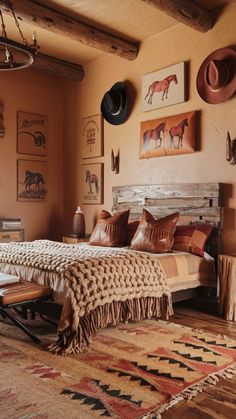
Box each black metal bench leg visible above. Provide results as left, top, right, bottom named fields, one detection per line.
left=0, top=308, right=41, bottom=344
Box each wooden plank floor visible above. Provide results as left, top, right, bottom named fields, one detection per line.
left=162, top=303, right=236, bottom=419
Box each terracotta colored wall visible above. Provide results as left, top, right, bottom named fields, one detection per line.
left=63, top=3, right=236, bottom=254
left=0, top=69, right=63, bottom=241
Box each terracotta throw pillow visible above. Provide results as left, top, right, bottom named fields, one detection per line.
left=126, top=220, right=139, bottom=246
left=130, top=209, right=180, bottom=253
left=89, top=209, right=130, bottom=247
left=172, top=224, right=214, bottom=256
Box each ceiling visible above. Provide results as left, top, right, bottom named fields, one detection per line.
left=1, top=0, right=234, bottom=66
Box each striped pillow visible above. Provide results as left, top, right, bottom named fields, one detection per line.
left=173, top=224, right=214, bottom=256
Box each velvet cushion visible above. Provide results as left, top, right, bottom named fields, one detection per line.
left=172, top=224, right=214, bottom=256
left=89, top=209, right=130, bottom=247
left=130, top=209, right=180, bottom=253
left=126, top=220, right=139, bottom=246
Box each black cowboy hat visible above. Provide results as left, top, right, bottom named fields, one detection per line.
left=101, top=81, right=128, bottom=125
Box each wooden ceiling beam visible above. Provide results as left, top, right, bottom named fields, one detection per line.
left=33, top=53, right=84, bottom=81
left=141, top=0, right=215, bottom=32
left=0, top=0, right=138, bottom=61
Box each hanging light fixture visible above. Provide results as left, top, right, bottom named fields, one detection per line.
left=0, top=2, right=39, bottom=71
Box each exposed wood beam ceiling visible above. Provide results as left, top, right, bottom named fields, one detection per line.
left=141, top=0, right=215, bottom=32
left=0, top=0, right=138, bottom=61
left=0, top=0, right=221, bottom=81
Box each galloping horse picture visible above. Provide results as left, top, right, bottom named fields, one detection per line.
left=142, top=62, right=185, bottom=112
left=144, top=74, right=178, bottom=104
left=169, top=118, right=189, bottom=149
left=140, top=111, right=197, bottom=159
left=82, top=163, right=104, bottom=204
left=143, top=122, right=165, bottom=150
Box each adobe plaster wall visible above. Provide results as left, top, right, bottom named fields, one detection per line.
left=0, top=70, right=64, bottom=241
left=65, top=2, right=236, bottom=254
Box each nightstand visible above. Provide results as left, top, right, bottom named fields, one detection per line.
left=218, top=254, right=236, bottom=321
left=0, top=228, right=24, bottom=243
left=63, top=234, right=89, bottom=244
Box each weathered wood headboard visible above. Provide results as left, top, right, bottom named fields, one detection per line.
left=112, top=183, right=223, bottom=260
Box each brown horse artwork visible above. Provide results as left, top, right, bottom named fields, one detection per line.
left=86, top=170, right=99, bottom=194
left=143, top=122, right=165, bottom=150
left=169, top=118, right=188, bottom=149
left=144, top=74, right=178, bottom=104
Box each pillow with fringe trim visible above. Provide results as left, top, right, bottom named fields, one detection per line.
left=172, top=224, right=214, bottom=256
left=89, top=209, right=130, bottom=247
left=131, top=209, right=180, bottom=253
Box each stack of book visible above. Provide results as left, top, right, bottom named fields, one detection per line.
left=1, top=218, right=22, bottom=229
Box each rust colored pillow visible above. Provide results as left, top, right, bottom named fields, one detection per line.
left=89, top=209, right=130, bottom=247
left=130, top=209, right=180, bottom=253
left=126, top=220, right=139, bottom=246
left=172, top=224, right=214, bottom=256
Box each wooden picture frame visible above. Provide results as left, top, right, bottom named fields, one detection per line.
left=17, top=159, right=47, bottom=202
left=81, top=163, right=104, bottom=204
left=0, top=103, right=5, bottom=138
left=81, top=114, right=104, bottom=159
left=17, top=111, right=48, bottom=156
left=140, top=111, right=197, bottom=159
left=142, top=62, right=186, bottom=112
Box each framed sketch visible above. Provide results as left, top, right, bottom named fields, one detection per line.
left=0, top=103, right=5, bottom=137
left=17, top=159, right=47, bottom=201
left=82, top=163, right=104, bottom=204
left=140, top=111, right=197, bottom=159
left=17, top=111, right=48, bottom=156
left=81, top=114, right=103, bottom=159
left=142, top=62, right=186, bottom=112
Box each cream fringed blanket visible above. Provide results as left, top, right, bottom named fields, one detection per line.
left=0, top=240, right=173, bottom=355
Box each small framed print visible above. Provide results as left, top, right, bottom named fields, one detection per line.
left=82, top=163, right=104, bottom=204
left=17, top=159, right=47, bottom=202
left=142, top=62, right=186, bottom=112
left=140, top=111, right=197, bottom=159
left=81, top=114, right=103, bottom=159
left=17, top=111, right=48, bottom=156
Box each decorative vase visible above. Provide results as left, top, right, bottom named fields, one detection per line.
left=72, top=207, right=85, bottom=238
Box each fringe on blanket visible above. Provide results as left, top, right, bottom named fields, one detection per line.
left=48, top=293, right=173, bottom=355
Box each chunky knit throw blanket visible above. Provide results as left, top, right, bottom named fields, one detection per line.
left=0, top=240, right=173, bottom=355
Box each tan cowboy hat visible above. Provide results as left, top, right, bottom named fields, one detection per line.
left=196, top=47, right=236, bottom=104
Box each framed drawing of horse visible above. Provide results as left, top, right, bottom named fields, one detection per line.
left=140, top=111, right=197, bottom=159
left=81, top=114, right=104, bottom=159
left=142, top=62, right=186, bottom=112
left=81, top=163, right=104, bottom=204
left=17, top=159, right=47, bottom=201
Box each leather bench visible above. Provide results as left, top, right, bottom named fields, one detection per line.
left=0, top=280, right=52, bottom=343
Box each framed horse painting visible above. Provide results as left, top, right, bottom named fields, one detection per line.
left=142, top=62, right=186, bottom=112
left=17, top=159, right=47, bottom=201
left=140, top=111, right=197, bottom=159
left=81, top=163, right=104, bottom=204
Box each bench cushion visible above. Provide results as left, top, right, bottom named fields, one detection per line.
left=0, top=281, right=52, bottom=306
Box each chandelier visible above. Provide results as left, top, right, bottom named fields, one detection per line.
left=0, top=2, right=39, bottom=70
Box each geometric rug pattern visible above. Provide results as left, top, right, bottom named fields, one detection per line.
left=1, top=317, right=236, bottom=418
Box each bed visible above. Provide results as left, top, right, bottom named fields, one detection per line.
left=0, top=183, right=223, bottom=355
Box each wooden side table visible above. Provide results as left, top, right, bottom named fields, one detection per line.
left=218, top=254, right=236, bottom=321
left=63, top=234, right=89, bottom=244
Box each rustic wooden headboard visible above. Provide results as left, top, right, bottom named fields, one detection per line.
left=112, top=183, right=223, bottom=260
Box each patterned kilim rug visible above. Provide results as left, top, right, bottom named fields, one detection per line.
left=1, top=315, right=236, bottom=419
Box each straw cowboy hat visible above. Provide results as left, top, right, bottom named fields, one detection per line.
left=101, top=81, right=128, bottom=125
left=196, top=47, right=236, bottom=104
